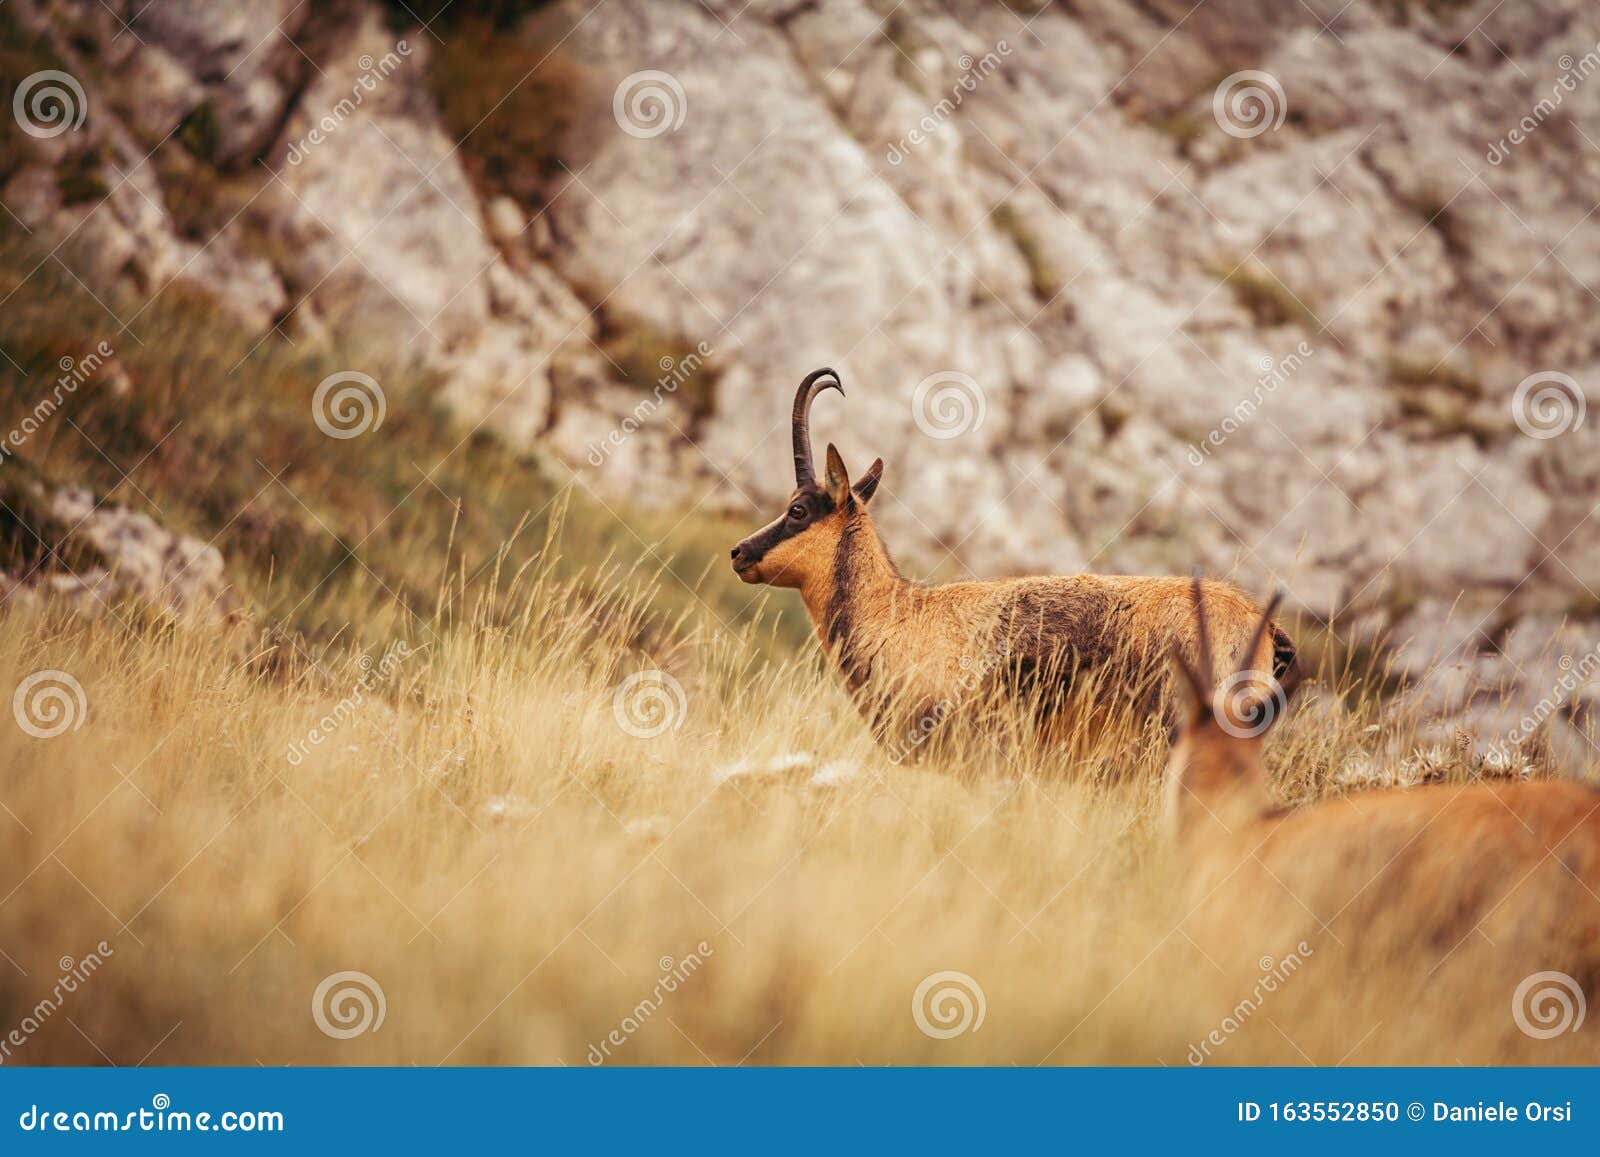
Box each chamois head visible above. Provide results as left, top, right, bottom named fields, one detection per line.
left=1167, top=579, right=1303, bottom=799
left=730, top=368, right=883, bottom=588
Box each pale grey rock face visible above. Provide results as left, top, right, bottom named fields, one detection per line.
left=113, top=42, right=204, bottom=142
left=0, top=486, right=229, bottom=618
left=180, top=232, right=288, bottom=336
left=2, top=167, right=61, bottom=230
left=135, top=0, right=309, bottom=163
left=134, top=0, right=304, bottom=75
left=266, top=7, right=594, bottom=436
left=11, top=0, right=1600, bottom=761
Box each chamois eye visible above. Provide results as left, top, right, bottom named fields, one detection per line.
left=788, top=504, right=808, bottom=522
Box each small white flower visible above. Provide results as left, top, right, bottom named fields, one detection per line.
left=810, top=759, right=861, bottom=787
left=478, top=794, right=535, bottom=823
left=625, top=815, right=672, bottom=841
left=710, top=750, right=814, bottom=785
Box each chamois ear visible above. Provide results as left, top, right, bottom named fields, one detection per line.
left=852, top=458, right=884, bottom=505
left=823, top=443, right=852, bottom=507
left=1170, top=574, right=1217, bottom=724
left=1275, top=651, right=1307, bottom=703
left=1240, top=587, right=1304, bottom=707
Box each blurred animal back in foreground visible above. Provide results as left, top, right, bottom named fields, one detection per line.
left=1166, top=580, right=1600, bottom=1053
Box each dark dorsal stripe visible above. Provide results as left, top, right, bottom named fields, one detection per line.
left=825, top=503, right=873, bottom=692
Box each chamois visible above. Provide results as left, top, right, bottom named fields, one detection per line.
left=730, top=368, right=1298, bottom=758
left=1168, top=580, right=1600, bottom=1006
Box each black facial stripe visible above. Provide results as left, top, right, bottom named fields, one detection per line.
left=736, top=490, right=836, bottom=567
left=796, top=490, right=835, bottom=519
left=737, top=518, right=791, bottom=566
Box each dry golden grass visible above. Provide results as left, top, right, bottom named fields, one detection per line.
left=1, top=531, right=1593, bottom=1067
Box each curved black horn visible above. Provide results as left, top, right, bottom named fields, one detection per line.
left=792, top=367, right=843, bottom=487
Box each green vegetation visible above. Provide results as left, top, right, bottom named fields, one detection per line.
left=596, top=312, right=719, bottom=423
left=991, top=202, right=1064, bottom=301
left=884, top=11, right=929, bottom=89
left=1096, top=397, right=1132, bottom=441
left=1210, top=259, right=1319, bottom=329
left=1148, top=109, right=1204, bottom=151
left=150, top=142, right=266, bottom=247
left=1383, top=354, right=1500, bottom=446
left=427, top=16, right=601, bottom=211
left=0, top=10, right=65, bottom=186
left=1385, top=353, right=1481, bottom=397
left=1375, top=0, right=1479, bottom=24
left=54, top=144, right=110, bottom=203
left=1404, top=190, right=1470, bottom=257
left=377, top=0, right=554, bottom=33
left=174, top=97, right=221, bottom=163
left=0, top=457, right=99, bottom=574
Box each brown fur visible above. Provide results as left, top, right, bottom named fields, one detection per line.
left=735, top=443, right=1291, bottom=759
left=1168, top=582, right=1600, bottom=1006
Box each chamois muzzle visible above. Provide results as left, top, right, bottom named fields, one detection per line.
left=792, top=367, right=843, bottom=487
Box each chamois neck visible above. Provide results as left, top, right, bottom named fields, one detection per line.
left=798, top=512, right=905, bottom=637
left=1163, top=740, right=1270, bottom=845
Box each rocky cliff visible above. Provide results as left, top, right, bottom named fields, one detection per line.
left=5, top=0, right=1600, bottom=756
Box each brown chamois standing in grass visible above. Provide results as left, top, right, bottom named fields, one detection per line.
left=730, top=368, right=1298, bottom=760
left=1168, top=580, right=1600, bottom=1014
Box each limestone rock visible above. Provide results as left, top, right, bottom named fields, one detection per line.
left=1, top=483, right=230, bottom=618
